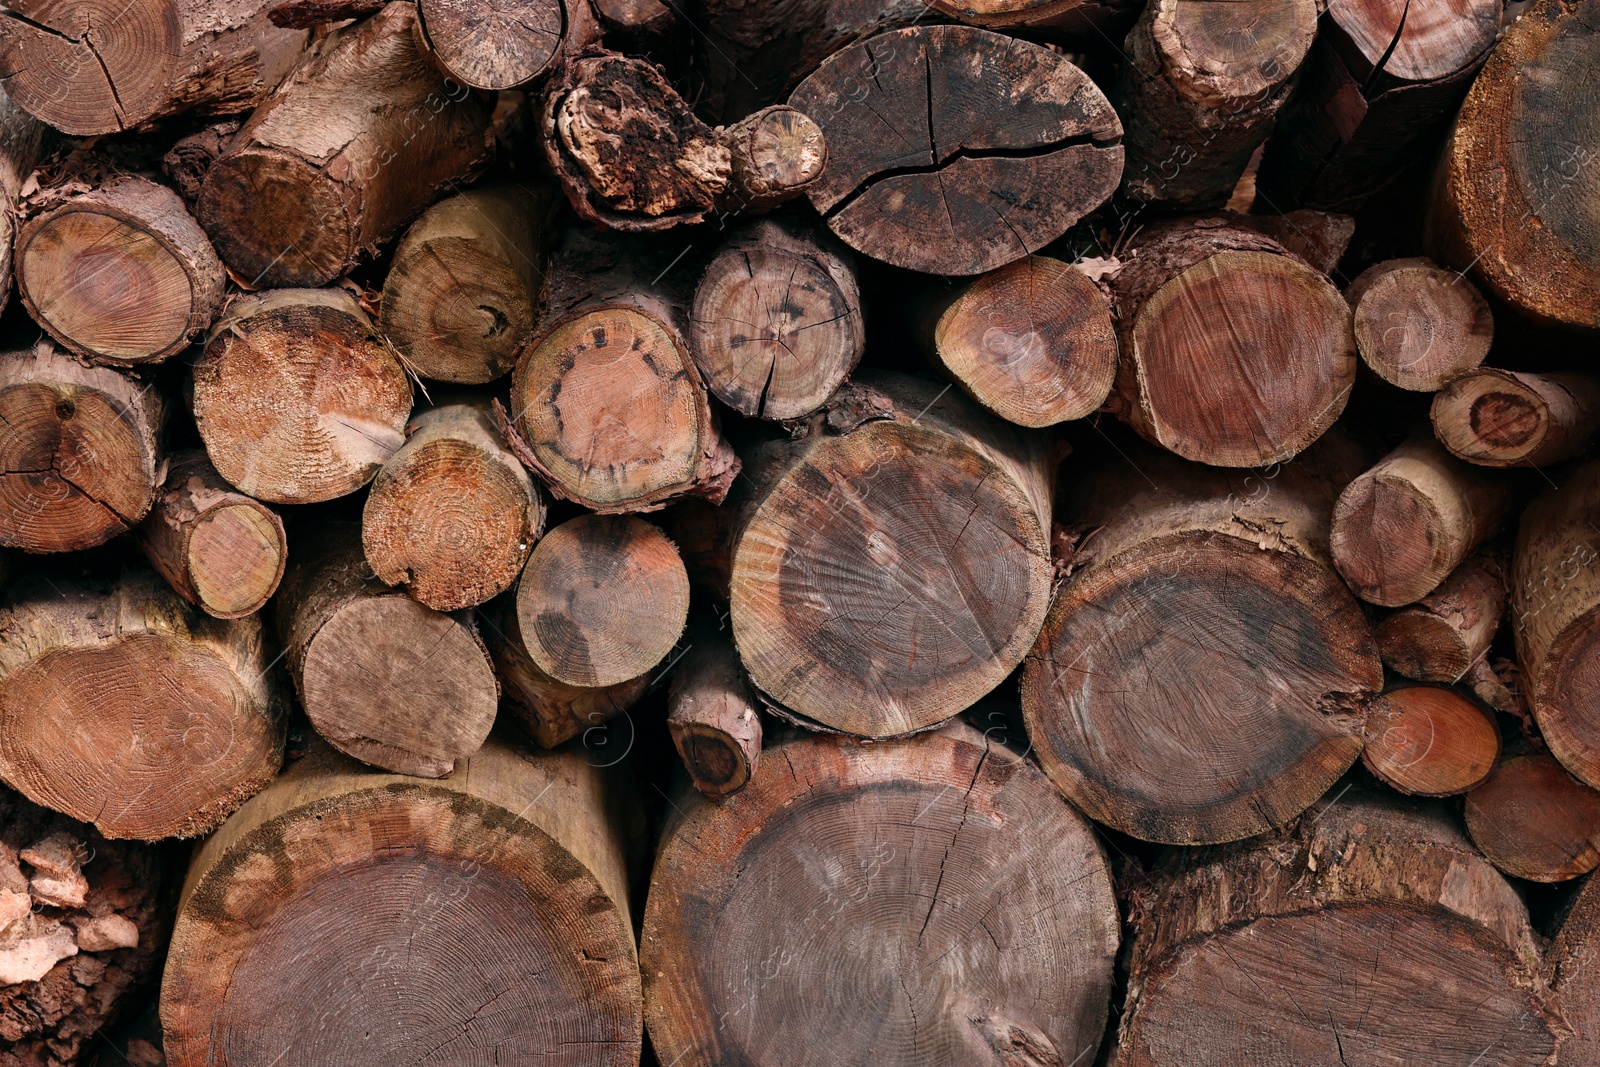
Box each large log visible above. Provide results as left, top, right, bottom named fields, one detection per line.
left=790, top=25, right=1124, bottom=276
left=276, top=526, right=499, bottom=778
left=1465, top=747, right=1600, bottom=882
left=0, top=0, right=305, bottom=136
left=0, top=568, right=283, bottom=841
left=197, top=2, right=495, bottom=288
left=1343, top=257, right=1494, bottom=393
left=1116, top=791, right=1560, bottom=1066
left=642, top=724, right=1119, bottom=1067
left=0, top=342, right=164, bottom=554
left=161, top=737, right=642, bottom=1067
left=1109, top=216, right=1356, bottom=467
left=1432, top=368, right=1600, bottom=468
left=193, top=288, right=413, bottom=505
left=1020, top=433, right=1382, bottom=844
left=731, top=371, right=1056, bottom=737
left=666, top=625, right=761, bottom=799
left=1427, top=0, right=1600, bottom=329
left=1549, top=868, right=1600, bottom=1064
left=1375, top=548, right=1506, bottom=682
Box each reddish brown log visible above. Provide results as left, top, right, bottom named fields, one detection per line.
left=1344, top=257, right=1494, bottom=392
left=1432, top=369, right=1600, bottom=468
left=1361, top=684, right=1500, bottom=797
left=1375, top=549, right=1506, bottom=683
left=1465, top=748, right=1600, bottom=882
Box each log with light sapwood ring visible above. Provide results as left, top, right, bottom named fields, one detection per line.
left=1431, top=368, right=1600, bottom=469
left=1361, top=684, right=1500, bottom=797
left=137, top=450, right=288, bottom=621
left=717, top=106, right=827, bottom=215
left=1344, top=257, right=1494, bottom=392
left=642, top=724, right=1119, bottom=1067
left=1465, top=749, right=1600, bottom=883
left=16, top=176, right=226, bottom=367
left=666, top=627, right=761, bottom=799
left=790, top=24, right=1124, bottom=276
left=1375, top=549, right=1506, bottom=684
left=161, top=737, right=643, bottom=1067
left=415, top=0, right=564, bottom=90
left=0, top=569, right=284, bottom=841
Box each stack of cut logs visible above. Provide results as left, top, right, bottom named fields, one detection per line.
left=0, top=0, right=1593, bottom=1064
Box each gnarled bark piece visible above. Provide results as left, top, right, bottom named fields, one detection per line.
left=1375, top=548, right=1506, bottom=682
left=717, top=106, right=827, bottom=214
left=416, top=0, right=564, bottom=90
left=667, top=626, right=761, bottom=799
left=790, top=25, right=1124, bottom=276
left=1361, top=684, right=1500, bottom=796
left=1432, top=368, right=1600, bottom=468
left=1465, top=748, right=1600, bottom=882
left=1344, top=257, right=1493, bottom=392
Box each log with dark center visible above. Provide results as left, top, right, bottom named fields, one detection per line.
left=1344, top=257, right=1493, bottom=392
left=1432, top=368, right=1600, bottom=468
left=1361, top=684, right=1500, bottom=797
left=1375, top=548, right=1505, bottom=683
left=790, top=24, right=1124, bottom=276
left=666, top=625, right=761, bottom=798
left=1465, top=748, right=1600, bottom=882
left=642, top=724, right=1119, bottom=1067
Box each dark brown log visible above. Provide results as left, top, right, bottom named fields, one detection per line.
left=193, top=288, right=413, bottom=505
left=1344, top=257, right=1494, bottom=392
left=162, top=121, right=239, bottom=202
left=642, top=723, right=1119, bottom=1067
left=0, top=87, right=47, bottom=319
left=267, top=0, right=387, bottom=27
left=0, top=341, right=164, bottom=554
left=0, top=788, right=167, bottom=1067
left=666, top=627, right=761, bottom=799
left=1361, top=684, right=1500, bottom=796
left=1257, top=0, right=1501, bottom=212
left=162, top=737, right=642, bottom=1067
left=1227, top=207, right=1356, bottom=276
left=1330, top=434, right=1514, bottom=608
left=1548, top=867, right=1600, bottom=1064
left=591, top=0, right=672, bottom=42
left=731, top=371, right=1056, bottom=737
left=1426, top=0, right=1600, bottom=330
left=1117, top=790, right=1559, bottom=1066
left=1465, top=748, right=1600, bottom=882
left=197, top=2, right=495, bottom=288
left=16, top=176, right=225, bottom=366
left=137, top=450, right=287, bottom=620
left=1432, top=368, right=1600, bottom=468
left=930, top=254, right=1116, bottom=428
left=0, top=0, right=305, bottom=136
left=790, top=25, right=1124, bottom=276
left=0, top=568, right=284, bottom=841
left=415, top=0, right=563, bottom=90
left=927, top=0, right=1139, bottom=35
left=1375, top=548, right=1506, bottom=682
left=277, top=527, right=498, bottom=778
left=1109, top=216, right=1356, bottom=467
left=363, top=402, right=544, bottom=612
left=716, top=106, right=827, bottom=215
left=1113, top=0, right=1317, bottom=211
left=379, top=181, right=560, bottom=384
left=689, top=216, right=863, bottom=421
left=1022, top=433, right=1381, bottom=845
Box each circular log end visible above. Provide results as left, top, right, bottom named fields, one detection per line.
left=1533, top=607, right=1600, bottom=793
left=1330, top=471, right=1449, bottom=607
left=1432, top=370, right=1550, bottom=467
left=675, top=724, right=751, bottom=796
left=188, top=503, right=287, bottom=619
left=1466, top=752, right=1600, bottom=882
left=382, top=234, right=533, bottom=384
left=1361, top=685, right=1499, bottom=796
left=1374, top=609, right=1473, bottom=681
left=1152, top=0, right=1317, bottom=105
left=416, top=0, right=562, bottom=89
left=1349, top=260, right=1493, bottom=392
left=198, top=149, right=355, bottom=289
left=1331, top=0, right=1501, bottom=84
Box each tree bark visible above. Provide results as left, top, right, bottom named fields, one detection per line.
left=0, top=0, right=306, bottom=136
left=1465, top=747, right=1600, bottom=882
left=161, top=736, right=642, bottom=1067
left=790, top=24, right=1124, bottom=276
left=1375, top=547, right=1506, bottom=682
left=193, top=288, right=413, bottom=505
left=0, top=341, right=165, bottom=554
left=1112, top=0, right=1317, bottom=211
left=1343, top=257, right=1494, bottom=392
left=16, top=176, right=225, bottom=367
left=929, top=254, right=1117, bottom=428
left=666, top=625, right=761, bottom=799
left=689, top=216, right=863, bottom=421
left=1117, top=790, right=1560, bottom=1067
left=716, top=106, right=827, bottom=214
left=276, top=525, right=499, bottom=778
left=379, top=181, right=560, bottom=384
left=1361, top=683, right=1500, bottom=797
left=0, top=568, right=284, bottom=841
left=197, top=2, right=495, bottom=288
left=731, top=371, right=1056, bottom=738
left=641, top=723, right=1119, bottom=1067
left=1425, top=0, right=1600, bottom=330
left=0, top=87, right=46, bottom=320
left=1020, top=431, right=1382, bottom=845
left=137, top=449, right=287, bottom=620
left=1330, top=433, right=1514, bottom=608
left=1109, top=216, right=1356, bottom=467
left=1432, top=368, right=1600, bottom=468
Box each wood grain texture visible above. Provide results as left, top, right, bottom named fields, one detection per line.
left=1432, top=368, right=1600, bottom=468
left=1376, top=548, right=1506, bottom=682
left=416, top=0, right=564, bottom=90
left=666, top=625, right=761, bottom=798
left=1465, top=748, right=1600, bottom=881
left=1345, top=257, right=1493, bottom=392
left=1361, top=684, right=1500, bottom=796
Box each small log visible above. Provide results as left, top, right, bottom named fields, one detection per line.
left=1465, top=748, right=1600, bottom=882
left=1110, top=216, right=1356, bottom=467
left=689, top=216, right=863, bottom=421
left=161, top=121, right=238, bottom=202
left=380, top=181, right=560, bottom=384
left=0, top=0, right=305, bottom=136
left=137, top=450, right=287, bottom=620
left=642, top=724, right=1119, bottom=1067
left=716, top=106, right=827, bottom=214
left=1375, top=548, right=1506, bottom=683
left=0, top=568, right=284, bottom=841
left=666, top=627, right=761, bottom=799
left=1113, top=0, right=1318, bottom=211
left=363, top=402, right=544, bottom=612
left=162, top=737, right=642, bottom=1067
left=16, top=176, right=226, bottom=366
left=276, top=526, right=499, bottom=778
left=1548, top=866, right=1600, bottom=1065
left=0, top=341, right=164, bottom=554
left=1330, top=434, right=1514, bottom=608
left=790, top=24, right=1124, bottom=276
left=193, top=288, right=412, bottom=505
left=1118, top=790, right=1559, bottom=1066
left=930, top=255, right=1117, bottom=428
left=1361, top=684, right=1500, bottom=797
left=197, top=2, right=495, bottom=288
left=1432, top=368, right=1600, bottom=468
left=1344, top=257, right=1494, bottom=392
left=415, top=0, right=564, bottom=90
left=591, top=0, right=673, bottom=43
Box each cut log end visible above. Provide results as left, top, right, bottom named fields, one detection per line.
left=186, top=504, right=286, bottom=618
left=720, top=106, right=827, bottom=213
left=1432, top=369, right=1600, bottom=469
left=416, top=0, right=562, bottom=90
left=1347, top=258, right=1492, bottom=392
left=199, top=149, right=354, bottom=289
left=667, top=631, right=761, bottom=798
left=1360, top=685, right=1499, bottom=797
left=1465, top=751, right=1600, bottom=882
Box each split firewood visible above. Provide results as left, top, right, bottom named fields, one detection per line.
left=1375, top=549, right=1507, bottom=683
left=1344, top=257, right=1494, bottom=392
left=1361, top=684, right=1500, bottom=797
left=666, top=626, right=761, bottom=799
left=1432, top=368, right=1600, bottom=468
left=1465, top=746, right=1600, bottom=882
